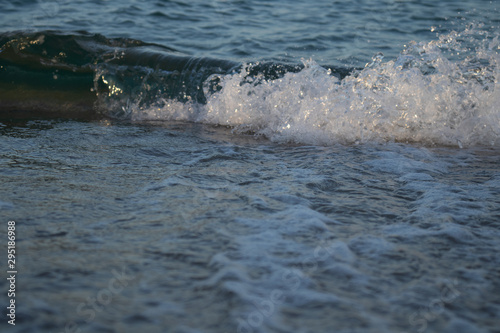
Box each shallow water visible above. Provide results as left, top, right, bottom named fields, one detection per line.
left=1, top=1, right=500, bottom=332
left=1, top=119, right=499, bottom=333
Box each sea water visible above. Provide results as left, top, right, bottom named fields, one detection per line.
left=1, top=1, right=500, bottom=333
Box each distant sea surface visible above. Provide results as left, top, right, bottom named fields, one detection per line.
left=1, top=1, right=500, bottom=332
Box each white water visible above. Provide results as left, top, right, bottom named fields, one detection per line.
left=132, top=28, right=500, bottom=147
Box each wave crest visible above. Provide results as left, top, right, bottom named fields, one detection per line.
left=138, top=27, right=500, bottom=147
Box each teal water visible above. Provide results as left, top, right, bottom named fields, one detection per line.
left=1, top=1, right=500, bottom=333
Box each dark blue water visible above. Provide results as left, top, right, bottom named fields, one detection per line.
left=1, top=0, right=498, bottom=65
left=1, top=1, right=500, bottom=333
left=1, top=0, right=498, bottom=66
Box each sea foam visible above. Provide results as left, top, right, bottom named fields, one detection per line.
left=133, top=27, right=500, bottom=147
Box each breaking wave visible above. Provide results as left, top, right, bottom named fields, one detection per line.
left=1, top=27, right=499, bottom=147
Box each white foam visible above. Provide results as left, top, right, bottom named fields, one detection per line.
left=133, top=28, right=500, bottom=147
left=383, top=223, right=474, bottom=243
left=403, top=182, right=489, bottom=223
left=348, top=235, right=396, bottom=259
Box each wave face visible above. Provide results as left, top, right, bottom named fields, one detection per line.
left=1, top=28, right=500, bottom=147
left=0, top=31, right=241, bottom=118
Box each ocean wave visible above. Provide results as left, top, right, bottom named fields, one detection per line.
left=1, top=28, right=499, bottom=147
left=137, top=27, right=500, bottom=147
